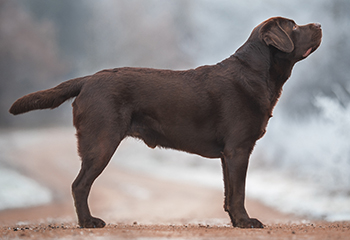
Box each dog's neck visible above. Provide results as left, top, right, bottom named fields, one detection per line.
left=233, top=41, right=296, bottom=105
left=233, top=41, right=271, bottom=75
left=217, top=41, right=294, bottom=117
left=268, top=49, right=296, bottom=105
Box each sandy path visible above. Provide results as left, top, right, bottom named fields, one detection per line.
left=0, top=128, right=349, bottom=239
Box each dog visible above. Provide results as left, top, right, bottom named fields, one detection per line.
left=9, top=17, right=322, bottom=228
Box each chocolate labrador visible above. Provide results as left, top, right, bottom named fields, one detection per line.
left=9, top=17, right=322, bottom=228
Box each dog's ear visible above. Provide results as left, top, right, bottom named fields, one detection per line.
left=260, top=20, right=294, bottom=53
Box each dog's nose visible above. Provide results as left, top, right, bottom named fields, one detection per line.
left=313, top=23, right=321, bottom=28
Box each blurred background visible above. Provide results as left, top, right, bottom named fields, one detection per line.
left=0, top=0, right=349, bottom=222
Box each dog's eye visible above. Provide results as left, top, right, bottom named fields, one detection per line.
left=293, top=25, right=298, bottom=30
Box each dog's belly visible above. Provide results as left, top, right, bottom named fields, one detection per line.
left=127, top=116, right=223, bottom=159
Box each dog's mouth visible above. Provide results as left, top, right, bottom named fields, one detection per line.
left=302, top=39, right=321, bottom=58
left=302, top=27, right=322, bottom=58
left=302, top=47, right=313, bottom=58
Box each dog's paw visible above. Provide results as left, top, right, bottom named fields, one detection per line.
left=79, top=217, right=106, bottom=228
left=233, top=218, right=264, bottom=229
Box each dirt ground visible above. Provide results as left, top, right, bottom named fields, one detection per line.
left=1, top=128, right=349, bottom=239
left=1, top=221, right=350, bottom=240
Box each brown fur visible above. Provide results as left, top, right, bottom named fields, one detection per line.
left=9, top=17, right=322, bottom=228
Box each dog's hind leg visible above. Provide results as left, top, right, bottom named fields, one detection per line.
left=72, top=133, right=123, bottom=228
left=71, top=98, right=128, bottom=228
left=71, top=127, right=122, bottom=228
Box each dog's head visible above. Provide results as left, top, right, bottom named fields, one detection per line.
left=257, top=17, right=322, bottom=62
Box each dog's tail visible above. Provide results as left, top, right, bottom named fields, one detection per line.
left=9, top=76, right=87, bottom=115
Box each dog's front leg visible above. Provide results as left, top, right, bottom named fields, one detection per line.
left=221, top=146, right=263, bottom=228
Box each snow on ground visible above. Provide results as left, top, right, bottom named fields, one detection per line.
left=0, top=166, right=52, bottom=210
